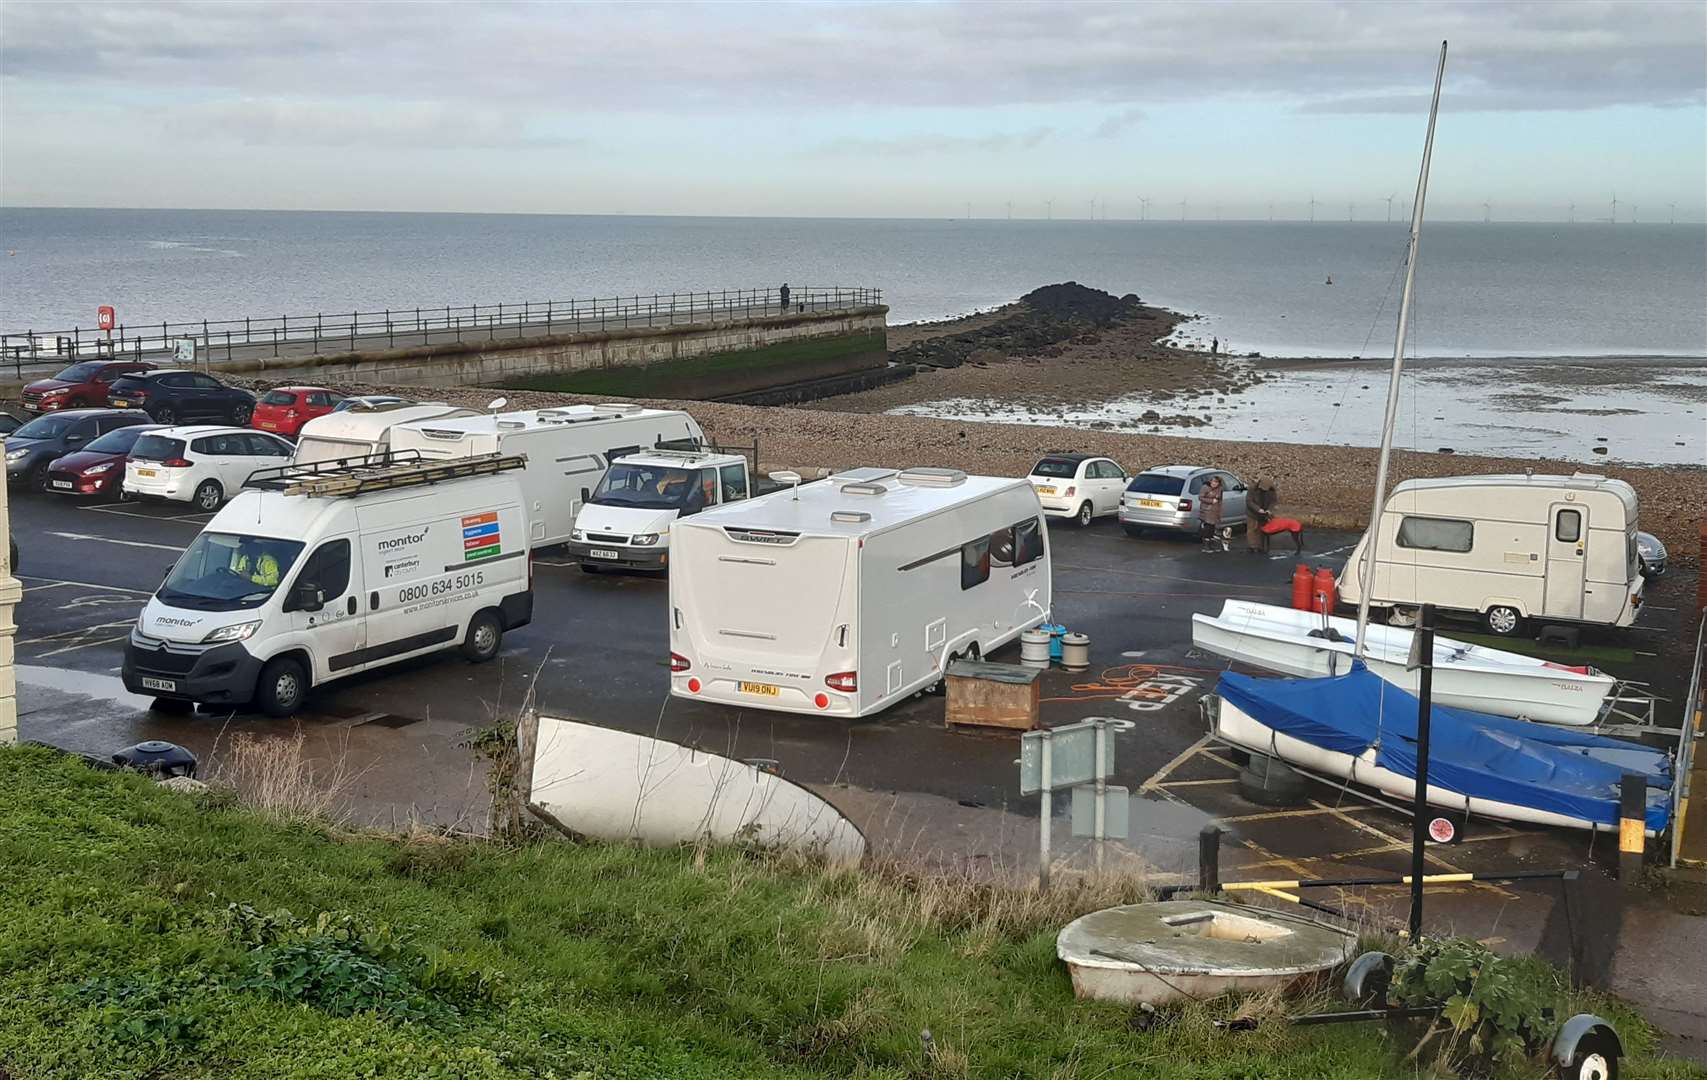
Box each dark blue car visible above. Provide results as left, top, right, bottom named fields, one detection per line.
left=106, top=369, right=256, bottom=427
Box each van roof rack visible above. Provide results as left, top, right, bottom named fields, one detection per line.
left=245, top=450, right=527, bottom=498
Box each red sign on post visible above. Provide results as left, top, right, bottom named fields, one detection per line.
left=97, top=305, right=116, bottom=332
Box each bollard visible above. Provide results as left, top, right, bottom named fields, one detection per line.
left=1198, top=825, right=1222, bottom=893
left=1618, top=774, right=1645, bottom=885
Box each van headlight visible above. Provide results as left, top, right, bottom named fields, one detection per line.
left=202, top=620, right=262, bottom=644
left=570, top=529, right=585, bottom=541
left=631, top=533, right=660, bottom=546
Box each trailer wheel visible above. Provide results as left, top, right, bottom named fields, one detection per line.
left=1483, top=605, right=1524, bottom=637
left=1560, top=1033, right=1619, bottom=1080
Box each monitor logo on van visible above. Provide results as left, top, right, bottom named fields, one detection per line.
left=462, top=511, right=503, bottom=561
left=378, top=527, right=429, bottom=553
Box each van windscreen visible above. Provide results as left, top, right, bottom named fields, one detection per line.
left=131, top=435, right=186, bottom=462
left=1126, top=473, right=1185, bottom=495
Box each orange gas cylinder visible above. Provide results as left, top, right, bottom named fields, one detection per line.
left=1311, top=566, right=1339, bottom=614
left=1291, top=564, right=1314, bottom=611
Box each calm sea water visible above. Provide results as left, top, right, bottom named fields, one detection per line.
left=2, top=208, right=1703, bottom=359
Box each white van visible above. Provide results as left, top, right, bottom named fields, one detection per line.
left=669, top=467, right=1052, bottom=717
left=566, top=448, right=753, bottom=571
left=388, top=404, right=704, bottom=549
left=122, top=454, right=534, bottom=716
left=1338, top=472, right=1645, bottom=637
left=292, top=403, right=476, bottom=465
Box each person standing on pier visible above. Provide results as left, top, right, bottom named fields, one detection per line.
left=778, top=283, right=791, bottom=312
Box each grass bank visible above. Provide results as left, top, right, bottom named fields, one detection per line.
left=498, top=331, right=886, bottom=398
left=0, top=746, right=1688, bottom=1079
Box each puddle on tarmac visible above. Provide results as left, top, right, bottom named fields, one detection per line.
left=16, top=664, right=157, bottom=711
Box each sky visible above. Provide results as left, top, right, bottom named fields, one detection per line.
left=1, top=0, right=1704, bottom=221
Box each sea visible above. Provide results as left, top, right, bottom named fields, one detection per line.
left=3, top=208, right=1704, bottom=360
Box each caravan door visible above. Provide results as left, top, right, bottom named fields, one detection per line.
left=1543, top=503, right=1587, bottom=619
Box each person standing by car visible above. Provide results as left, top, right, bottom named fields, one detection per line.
left=1246, top=478, right=1278, bottom=553
left=1199, top=475, right=1225, bottom=552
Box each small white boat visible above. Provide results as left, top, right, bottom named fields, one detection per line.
left=1210, top=667, right=1670, bottom=834
left=1192, top=600, right=1615, bottom=727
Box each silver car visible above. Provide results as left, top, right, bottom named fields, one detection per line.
left=1119, top=465, right=1248, bottom=537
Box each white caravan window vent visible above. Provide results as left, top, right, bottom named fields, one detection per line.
left=830, top=467, right=900, bottom=484
left=832, top=510, right=872, bottom=524
left=898, top=467, right=967, bottom=488
left=416, top=427, right=467, bottom=440
left=840, top=482, right=888, bottom=496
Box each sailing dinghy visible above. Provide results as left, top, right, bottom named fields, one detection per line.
left=1191, top=599, right=1616, bottom=726
left=1209, top=665, right=1671, bottom=834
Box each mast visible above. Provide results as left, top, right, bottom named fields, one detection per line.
left=1354, top=41, right=1447, bottom=657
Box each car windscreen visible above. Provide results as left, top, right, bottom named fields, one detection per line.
left=51, top=362, right=104, bottom=382
left=591, top=463, right=702, bottom=510
left=1030, top=458, right=1080, bottom=478
left=12, top=414, right=76, bottom=439
left=260, top=390, right=298, bottom=405
left=1126, top=473, right=1186, bottom=495
left=85, top=426, right=154, bottom=454
left=159, top=532, right=305, bottom=612
left=130, top=435, right=186, bottom=462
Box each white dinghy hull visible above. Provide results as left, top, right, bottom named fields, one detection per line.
left=1192, top=600, right=1615, bottom=727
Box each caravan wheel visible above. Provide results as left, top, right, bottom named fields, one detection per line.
left=1483, top=605, right=1524, bottom=637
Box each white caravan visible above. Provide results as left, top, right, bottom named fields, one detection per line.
left=387, top=404, right=704, bottom=550
left=122, top=454, right=533, bottom=717
left=292, top=403, right=476, bottom=464
left=669, top=467, right=1052, bottom=717
left=1338, top=472, right=1644, bottom=636
left=566, top=448, right=753, bottom=571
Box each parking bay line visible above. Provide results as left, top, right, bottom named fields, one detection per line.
left=79, top=504, right=211, bottom=525
left=17, top=574, right=155, bottom=596
left=47, top=531, right=185, bottom=553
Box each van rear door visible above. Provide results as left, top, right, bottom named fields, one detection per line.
left=1543, top=502, right=1587, bottom=619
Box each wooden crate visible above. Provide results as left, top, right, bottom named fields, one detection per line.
left=944, top=659, right=1042, bottom=731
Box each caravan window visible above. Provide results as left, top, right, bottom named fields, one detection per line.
left=1396, top=516, right=1473, bottom=553
left=960, top=536, right=991, bottom=590
left=989, top=527, right=1015, bottom=567
left=1013, top=518, right=1044, bottom=566
left=1555, top=509, right=1582, bottom=543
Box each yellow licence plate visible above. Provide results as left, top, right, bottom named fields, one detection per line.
left=739, top=681, right=779, bottom=697
left=137, top=468, right=157, bottom=477
left=1139, top=498, right=1165, bottom=508
left=111, top=400, right=129, bottom=408
left=1036, top=485, right=1056, bottom=495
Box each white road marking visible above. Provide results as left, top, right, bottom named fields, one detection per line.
left=17, top=574, right=154, bottom=596
left=36, top=633, right=134, bottom=658
left=79, top=504, right=208, bottom=524
left=21, top=580, right=75, bottom=592
left=47, top=531, right=184, bottom=553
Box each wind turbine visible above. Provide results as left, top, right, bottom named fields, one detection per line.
left=1609, top=191, right=1617, bottom=224
left=1006, top=200, right=1012, bottom=220
left=1348, top=201, right=1356, bottom=222
left=1568, top=202, right=1575, bottom=223
left=1482, top=200, right=1491, bottom=224
left=1385, top=193, right=1396, bottom=222
left=1268, top=200, right=1274, bottom=221
left=1179, top=198, right=1188, bottom=222
left=1308, top=193, right=1318, bottom=222
left=1214, top=202, right=1222, bottom=221
left=1669, top=202, right=1677, bottom=224
left=1631, top=204, right=1638, bottom=224
left=1046, top=199, right=1053, bottom=220
left=1140, top=196, right=1150, bottom=221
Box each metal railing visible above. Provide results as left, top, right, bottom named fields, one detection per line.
left=1671, top=607, right=1705, bottom=867
left=1, top=285, right=883, bottom=376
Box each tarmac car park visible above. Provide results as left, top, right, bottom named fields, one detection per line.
left=2, top=476, right=1691, bottom=982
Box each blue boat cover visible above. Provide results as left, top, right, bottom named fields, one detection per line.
left=1217, top=664, right=1672, bottom=831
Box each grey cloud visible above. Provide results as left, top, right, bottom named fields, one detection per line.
left=165, top=99, right=584, bottom=150
left=3, top=1, right=1702, bottom=114
left=808, top=127, right=1055, bottom=158
left=1094, top=108, right=1145, bottom=138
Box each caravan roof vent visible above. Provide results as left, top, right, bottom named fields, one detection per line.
left=840, top=482, right=888, bottom=496
left=898, top=467, right=967, bottom=488
left=831, top=510, right=872, bottom=524
left=496, top=419, right=527, bottom=429
left=831, top=467, right=900, bottom=483
left=1570, top=472, right=1608, bottom=482
left=604, top=403, right=643, bottom=415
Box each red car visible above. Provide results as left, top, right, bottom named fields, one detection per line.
left=21, top=359, right=155, bottom=413
left=45, top=422, right=164, bottom=497
left=250, top=386, right=344, bottom=437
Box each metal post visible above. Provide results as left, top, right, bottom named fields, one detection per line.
left=387, top=309, right=393, bottom=348
left=1039, top=731, right=1053, bottom=890
left=226, top=329, right=232, bottom=361
left=244, top=316, right=251, bottom=347
left=1409, top=603, right=1436, bottom=941
left=273, top=328, right=279, bottom=357
left=1198, top=825, right=1222, bottom=893
left=1619, top=774, right=1646, bottom=885
left=315, top=313, right=321, bottom=355
left=350, top=312, right=356, bottom=352
left=1094, top=718, right=1107, bottom=874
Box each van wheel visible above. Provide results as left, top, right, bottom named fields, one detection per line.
left=193, top=479, right=224, bottom=511
left=463, top=610, right=503, bottom=662
left=256, top=657, right=308, bottom=717
left=1076, top=501, right=1094, bottom=527
left=1483, top=605, right=1524, bottom=637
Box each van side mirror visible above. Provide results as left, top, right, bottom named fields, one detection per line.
left=287, top=582, right=324, bottom=613
left=580, top=487, right=591, bottom=503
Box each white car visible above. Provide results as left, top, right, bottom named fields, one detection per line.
left=124, top=426, right=293, bottom=510
left=1026, top=453, right=1128, bottom=526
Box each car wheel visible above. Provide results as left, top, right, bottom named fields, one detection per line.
left=27, top=461, right=50, bottom=492
left=463, top=610, right=503, bottom=662
left=1076, top=501, right=1094, bottom=527
left=150, top=405, right=177, bottom=425
left=1122, top=525, right=1146, bottom=539
left=1483, top=605, right=1524, bottom=637
left=193, top=479, right=224, bottom=511
left=230, top=402, right=253, bottom=425
left=256, top=657, right=308, bottom=717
